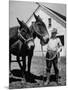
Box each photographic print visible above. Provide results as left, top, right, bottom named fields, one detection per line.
left=9, top=1, right=66, bottom=89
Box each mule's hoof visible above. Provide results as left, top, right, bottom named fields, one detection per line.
left=44, top=79, right=50, bottom=85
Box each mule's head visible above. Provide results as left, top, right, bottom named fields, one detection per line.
left=33, top=13, right=49, bottom=45
left=17, top=18, right=35, bottom=49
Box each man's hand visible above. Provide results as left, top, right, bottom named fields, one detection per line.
left=60, top=48, right=62, bottom=52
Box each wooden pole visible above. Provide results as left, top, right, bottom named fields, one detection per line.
left=26, top=5, right=40, bottom=24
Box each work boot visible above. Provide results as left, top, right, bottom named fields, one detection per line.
left=44, top=73, right=50, bottom=85
left=55, top=74, right=59, bottom=85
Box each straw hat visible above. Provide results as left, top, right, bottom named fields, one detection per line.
left=51, top=28, right=58, bottom=34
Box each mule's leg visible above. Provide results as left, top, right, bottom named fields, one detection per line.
left=17, top=55, right=22, bottom=70
left=22, top=56, right=26, bottom=75
left=28, top=53, right=33, bottom=73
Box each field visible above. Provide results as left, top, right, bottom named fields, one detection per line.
left=9, top=56, right=66, bottom=89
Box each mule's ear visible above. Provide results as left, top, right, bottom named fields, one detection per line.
left=33, top=13, right=41, bottom=22
left=17, top=18, right=22, bottom=26
left=33, top=13, right=38, bottom=21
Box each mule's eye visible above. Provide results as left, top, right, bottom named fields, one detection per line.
left=23, top=30, right=25, bottom=32
left=21, top=29, right=25, bottom=33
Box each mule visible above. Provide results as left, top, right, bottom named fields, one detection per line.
left=9, top=18, right=35, bottom=75
left=9, top=14, right=49, bottom=77
left=29, top=13, right=49, bottom=45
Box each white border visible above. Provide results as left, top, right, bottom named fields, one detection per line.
left=0, top=0, right=68, bottom=90
left=10, top=0, right=67, bottom=4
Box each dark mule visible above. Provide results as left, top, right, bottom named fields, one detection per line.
left=9, top=18, right=35, bottom=75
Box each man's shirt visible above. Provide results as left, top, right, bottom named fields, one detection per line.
left=47, top=37, right=62, bottom=52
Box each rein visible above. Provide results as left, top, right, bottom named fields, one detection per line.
left=46, top=51, right=57, bottom=60
left=41, top=47, right=61, bottom=60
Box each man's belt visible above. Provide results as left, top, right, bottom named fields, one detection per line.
left=46, top=50, right=57, bottom=60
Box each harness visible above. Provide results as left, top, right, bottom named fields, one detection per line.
left=18, top=29, right=33, bottom=43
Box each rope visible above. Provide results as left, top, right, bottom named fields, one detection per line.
left=26, top=5, right=40, bottom=24
left=41, top=45, right=45, bottom=85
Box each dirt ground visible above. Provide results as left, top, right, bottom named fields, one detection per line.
left=9, top=56, right=66, bottom=89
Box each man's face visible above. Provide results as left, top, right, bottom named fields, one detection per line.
left=51, top=32, right=57, bottom=38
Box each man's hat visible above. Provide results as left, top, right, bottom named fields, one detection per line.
left=51, top=28, right=58, bottom=34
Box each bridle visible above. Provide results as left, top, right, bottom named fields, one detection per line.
left=18, top=28, right=33, bottom=43
left=32, top=22, right=43, bottom=37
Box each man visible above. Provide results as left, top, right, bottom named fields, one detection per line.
left=44, top=28, right=62, bottom=85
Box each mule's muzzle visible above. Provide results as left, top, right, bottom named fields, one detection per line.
left=40, top=35, right=49, bottom=46
left=27, top=40, right=35, bottom=50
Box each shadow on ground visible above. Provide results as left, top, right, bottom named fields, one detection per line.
left=9, top=69, right=61, bottom=83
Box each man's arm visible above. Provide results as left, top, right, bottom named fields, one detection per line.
left=57, top=38, right=62, bottom=52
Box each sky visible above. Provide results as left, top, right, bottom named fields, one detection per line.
left=9, top=1, right=66, bottom=27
